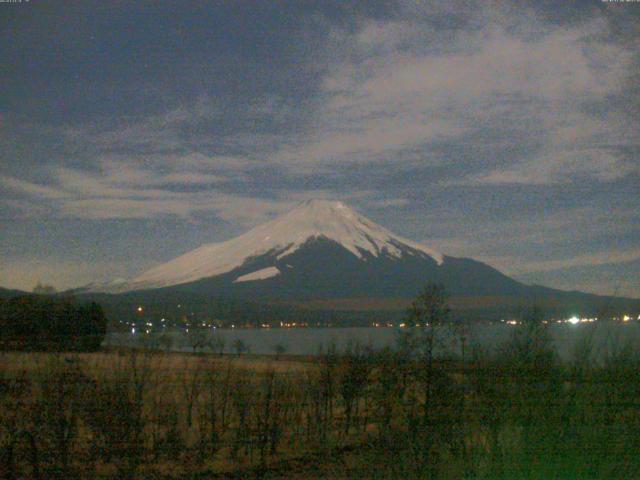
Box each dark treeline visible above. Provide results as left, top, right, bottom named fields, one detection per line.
left=0, top=295, right=107, bottom=351
left=88, top=292, right=387, bottom=330
left=82, top=285, right=640, bottom=330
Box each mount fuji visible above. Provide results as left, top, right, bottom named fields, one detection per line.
left=84, top=200, right=637, bottom=317
left=122, top=199, right=444, bottom=292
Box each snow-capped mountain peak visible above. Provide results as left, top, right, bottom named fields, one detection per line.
left=258, top=199, right=442, bottom=262
left=103, top=199, right=443, bottom=292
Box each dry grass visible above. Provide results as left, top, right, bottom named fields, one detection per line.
left=0, top=350, right=312, bottom=374
left=0, top=350, right=354, bottom=479
left=3, top=337, right=640, bottom=479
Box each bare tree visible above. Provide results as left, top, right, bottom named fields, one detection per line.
left=183, top=327, right=209, bottom=354
left=232, top=339, right=248, bottom=356
left=338, top=342, right=373, bottom=435
left=157, top=333, right=174, bottom=353
left=211, top=333, right=226, bottom=356
left=180, top=357, right=204, bottom=429
left=272, top=343, right=287, bottom=360
left=404, top=284, right=452, bottom=466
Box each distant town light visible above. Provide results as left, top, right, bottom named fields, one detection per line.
left=131, top=327, right=136, bottom=334
left=623, top=315, right=630, bottom=322
left=568, top=316, right=580, bottom=325
left=137, top=306, right=143, bottom=313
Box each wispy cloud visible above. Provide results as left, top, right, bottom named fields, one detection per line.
left=459, top=148, right=639, bottom=186
left=266, top=7, right=636, bottom=188
left=0, top=169, right=287, bottom=223
left=1, top=1, right=638, bottom=295
left=9, top=5, right=634, bottom=189
left=0, top=174, right=69, bottom=200
left=509, top=248, right=640, bottom=275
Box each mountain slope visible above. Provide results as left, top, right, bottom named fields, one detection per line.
left=155, top=236, right=525, bottom=300
left=85, top=200, right=639, bottom=317
left=0, top=287, right=29, bottom=299
left=107, top=199, right=444, bottom=293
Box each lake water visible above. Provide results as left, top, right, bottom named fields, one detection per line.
left=105, top=322, right=640, bottom=362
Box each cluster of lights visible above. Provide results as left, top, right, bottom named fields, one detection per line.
left=501, top=315, right=640, bottom=326
left=130, top=324, right=152, bottom=335
left=127, top=305, right=639, bottom=333
left=371, top=322, right=428, bottom=328
left=278, top=321, right=309, bottom=328
left=500, top=319, right=519, bottom=325
left=566, top=315, right=639, bottom=324
left=567, top=316, right=595, bottom=324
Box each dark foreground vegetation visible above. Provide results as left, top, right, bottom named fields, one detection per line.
left=2, top=328, right=640, bottom=477
left=0, top=295, right=107, bottom=351
left=1, top=286, right=639, bottom=479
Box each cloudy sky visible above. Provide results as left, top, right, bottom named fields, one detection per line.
left=1, top=0, right=639, bottom=297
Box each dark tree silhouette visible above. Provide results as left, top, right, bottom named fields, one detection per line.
left=0, top=296, right=107, bottom=351
left=402, top=284, right=456, bottom=466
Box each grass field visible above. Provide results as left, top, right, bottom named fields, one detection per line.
left=2, top=325, right=640, bottom=479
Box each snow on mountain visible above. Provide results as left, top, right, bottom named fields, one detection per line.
left=233, top=266, right=281, bottom=283
left=104, top=199, right=443, bottom=292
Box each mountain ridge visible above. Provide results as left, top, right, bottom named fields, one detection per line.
left=92, top=199, right=445, bottom=293
left=79, top=199, right=639, bottom=318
